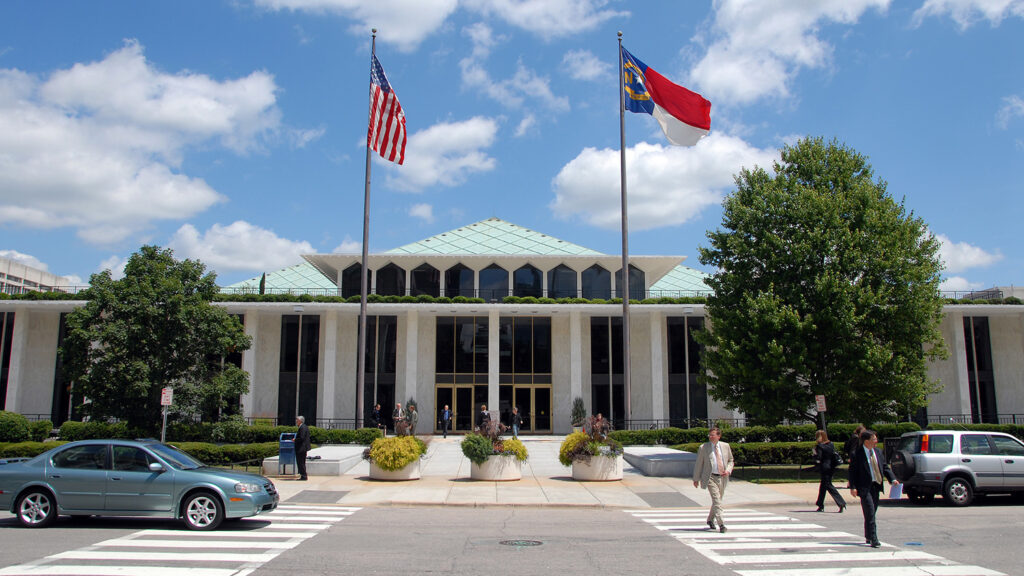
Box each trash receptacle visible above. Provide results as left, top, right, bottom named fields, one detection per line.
left=279, top=432, right=296, bottom=475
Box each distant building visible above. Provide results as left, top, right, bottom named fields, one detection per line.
left=1, top=218, right=1022, bottom=430
left=0, top=255, right=69, bottom=295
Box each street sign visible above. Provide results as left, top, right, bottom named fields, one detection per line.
left=161, top=387, right=173, bottom=406
left=815, top=394, right=827, bottom=412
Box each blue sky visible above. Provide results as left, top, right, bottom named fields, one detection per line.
left=1, top=0, right=1021, bottom=291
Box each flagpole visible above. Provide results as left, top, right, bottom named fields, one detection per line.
left=355, top=29, right=376, bottom=431
left=617, top=32, right=632, bottom=427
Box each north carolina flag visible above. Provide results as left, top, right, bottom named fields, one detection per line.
left=621, top=46, right=711, bottom=146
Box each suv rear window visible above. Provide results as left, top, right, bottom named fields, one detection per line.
left=928, top=434, right=953, bottom=453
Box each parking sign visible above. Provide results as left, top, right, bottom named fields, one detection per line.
left=161, top=387, right=173, bottom=406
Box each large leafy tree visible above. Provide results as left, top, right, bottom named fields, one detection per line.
left=61, top=246, right=251, bottom=432
left=697, top=137, right=947, bottom=424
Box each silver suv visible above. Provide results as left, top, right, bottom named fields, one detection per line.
left=890, top=430, right=1024, bottom=506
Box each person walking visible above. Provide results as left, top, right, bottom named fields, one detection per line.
left=477, top=404, right=491, bottom=433
left=844, top=424, right=866, bottom=462
left=510, top=407, right=523, bottom=439
left=408, top=404, right=419, bottom=436
left=692, top=426, right=734, bottom=533
left=295, top=415, right=311, bottom=481
left=814, top=429, right=847, bottom=512
left=849, top=429, right=899, bottom=548
left=440, top=404, right=451, bottom=438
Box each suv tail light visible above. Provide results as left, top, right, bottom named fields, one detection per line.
left=920, top=434, right=929, bottom=453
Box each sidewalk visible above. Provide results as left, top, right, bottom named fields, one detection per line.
left=269, top=436, right=821, bottom=509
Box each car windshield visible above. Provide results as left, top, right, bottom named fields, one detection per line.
left=148, top=443, right=205, bottom=470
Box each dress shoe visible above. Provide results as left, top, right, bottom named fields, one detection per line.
left=815, top=505, right=824, bottom=512
left=719, top=525, right=727, bottom=533
left=299, top=476, right=308, bottom=481
left=707, top=520, right=716, bottom=530
left=838, top=505, right=846, bottom=513
left=870, top=540, right=881, bottom=548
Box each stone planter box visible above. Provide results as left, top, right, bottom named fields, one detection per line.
left=470, top=455, right=523, bottom=481
left=571, top=454, right=623, bottom=481
left=369, top=459, right=421, bottom=481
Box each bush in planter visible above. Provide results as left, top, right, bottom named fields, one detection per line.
left=559, top=422, right=623, bottom=467
left=570, top=397, right=586, bottom=428
left=363, top=436, right=426, bottom=471
left=461, top=432, right=528, bottom=465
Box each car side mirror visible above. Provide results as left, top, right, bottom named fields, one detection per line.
left=149, top=462, right=165, bottom=473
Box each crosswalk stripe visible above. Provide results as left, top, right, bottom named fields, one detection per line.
left=0, top=567, right=237, bottom=576
left=714, top=550, right=943, bottom=565
left=736, top=567, right=1005, bottom=576
left=266, top=509, right=354, bottom=516
left=94, top=538, right=301, bottom=549
left=52, top=550, right=279, bottom=563
left=656, top=522, right=824, bottom=530
left=689, top=540, right=886, bottom=551
left=643, top=516, right=793, bottom=524
left=137, top=529, right=319, bottom=538
left=262, top=515, right=346, bottom=522
left=673, top=531, right=853, bottom=540
left=257, top=522, right=332, bottom=529
left=275, top=505, right=360, bottom=511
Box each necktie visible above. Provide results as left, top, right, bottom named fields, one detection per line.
left=869, top=449, right=883, bottom=484
left=715, top=444, right=725, bottom=475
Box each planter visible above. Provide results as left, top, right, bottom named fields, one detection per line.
left=369, top=459, right=421, bottom=481
left=470, top=455, right=523, bottom=481
left=571, top=455, right=623, bottom=481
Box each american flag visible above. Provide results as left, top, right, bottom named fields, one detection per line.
left=368, top=54, right=406, bottom=165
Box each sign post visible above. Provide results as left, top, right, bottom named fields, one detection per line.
left=815, top=394, right=827, bottom=430
left=160, top=387, right=173, bottom=443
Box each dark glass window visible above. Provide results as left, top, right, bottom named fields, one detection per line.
left=590, top=317, right=624, bottom=427
left=435, top=317, right=488, bottom=377
left=667, top=316, right=706, bottom=427
left=479, top=264, right=508, bottom=301
left=964, top=316, right=997, bottom=424
left=547, top=264, right=577, bottom=299
left=376, top=263, right=405, bottom=296
left=436, top=317, right=455, bottom=373
left=0, top=312, right=14, bottom=410
left=513, top=265, right=542, bottom=298
left=51, top=313, right=71, bottom=424
left=445, top=264, right=474, bottom=298
left=582, top=265, right=611, bottom=300
left=363, top=316, right=397, bottom=428
left=615, top=265, right=646, bottom=300
left=411, top=264, right=440, bottom=297
left=341, top=263, right=372, bottom=299
left=53, top=444, right=108, bottom=470
left=279, top=314, right=319, bottom=426
left=499, top=317, right=551, bottom=381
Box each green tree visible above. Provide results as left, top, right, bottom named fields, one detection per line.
left=697, top=137, right=947, bottom=424
left=61, top=246, right=251, bottom=432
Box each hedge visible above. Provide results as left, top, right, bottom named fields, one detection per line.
left=925, top=422, right=1024, bottom=440
left=0, top=411, right=31, bottom=442
left=57, top=420, right=383, bottom=444
left=2, top=440, right=282, bottom=465
left=609, top=422, right=921, bottom=447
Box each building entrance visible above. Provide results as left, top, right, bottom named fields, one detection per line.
left=500, top=384, right=552, bottom=433
left=434, top=384, right=487, bottom=434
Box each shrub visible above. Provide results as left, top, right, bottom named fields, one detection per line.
left=1, top=441, right=62, bottom=458
left=559, top=428, right=623, bottom=466
left=0, top=411, right=31, bottom=442
left=29, top=420, right=54, bottom=442
left=571, top=397, right=586, bottom=427
left=365, top=436, right=426, bottom=471
left=59, top=420, right=132, bottom=441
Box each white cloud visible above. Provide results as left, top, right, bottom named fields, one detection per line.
left=514, top=113, right=536, bottom=137
left=460, top=24, right=569, bottom=112
left=997, top=95, right=1024, bottom=129
left=462, top=0, right=628, bottom=38
left=169, top=221, right=315, bottom=273
left=409, top=203, right=435, bottom=223
left=562, top=49, right=612, bottom=81
left=913, top=0, right=1024, bottom=29
left=691, top=0, right=890, bottom=105
left=333, top=235, right=361, bottom=253
left=0, top=249, right=48, bottom=271
left=551, top=133, right=779, bottom=230
left=99, top=255, right=128, bottom=280
left=253, top=0, right=458, bottom=52
left=289, top=126, right=326, bottom=148
left=939, top=276, right=985, bottom=292
left=0, top=41, right=283, bottom=243
left=384, top=116, right=499, bottom=191
left=936, top=234, right=1003, bottom=273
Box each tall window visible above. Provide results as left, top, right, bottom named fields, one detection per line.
left=435, top=317, right=488, bottom=379
left=582, top=265, right=611, bottom=300
left=363, top=316, right=397, bottom=428
left=376, top=263, right=406, bottom=296
left=513, top=264, right=543, bottom=298
left=445, top=264, right=474, bottom=298
left=0, top=312, right=14, bottom=410
left=590, top=317, right=624, bottom=428
left=615, top=265, right=646, bottom=300
left=547, top=264, right=577, bottom=299
left=667, top=316, right=706, bottom=427
left=964, top=316, right=997, bottom=424
left=341, top=263, right=372, bottom=299
left=479, top=264, right=508, bottom=302
left=51, top=313, right=73, bottom=425
left=278, top=314, right=320, bottom=426
left=411, top=264, right=440, bottom=297
left=499, top=316, right=551, bottom=379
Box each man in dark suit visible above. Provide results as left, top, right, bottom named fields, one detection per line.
left=441, top=404, right=451, bottom=438
left=295, top=415, right=311, bottom=481
left=849, top=429, right=899, bottom=547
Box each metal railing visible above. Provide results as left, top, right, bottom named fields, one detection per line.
left=925, top=413, right=1024, bottom=425
left=243, top=417, right=358, bottom=429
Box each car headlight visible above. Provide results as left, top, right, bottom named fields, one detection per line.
left=234, top=482, right=262, bottom=494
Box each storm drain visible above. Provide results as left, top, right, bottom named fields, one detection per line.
left=499, top=540, right=543, bottom=547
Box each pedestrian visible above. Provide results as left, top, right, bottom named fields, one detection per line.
left=844, top=424, right=865, bottom=462
left=849, top=429, right=899, bottom=548
left=295, top=415, right=310, bottom=481
left=408, top=404, right=418, bottom=436
left=477, top=404, right=490, bottom=433
left=813, top=429, right=847, bottom=513
left=393, top=402, right=406, bottom=436
left=692, top=426, right=734, bottom=533
left=441, top=404, right=451, bottom=438
left=510, top=406, right=523, bottom=439
left=372, top=403, right=384, bottom=437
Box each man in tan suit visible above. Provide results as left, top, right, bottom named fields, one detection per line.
left=693, top=426, right=734, bottom=532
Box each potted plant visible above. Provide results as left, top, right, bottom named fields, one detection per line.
left=461, top=420, right=528, bottom=481
left=571, top=397, right=586, bottom=433
left=363, top=435, right=427, bottom=480
left=558, top=415, right=624, bottom=481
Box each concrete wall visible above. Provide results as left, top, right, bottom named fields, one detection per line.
left=250, top=313, right=281, bottom=419
left=991, top=314, right=1024, bottom=414
left=5, top=310, right=59, bottom=416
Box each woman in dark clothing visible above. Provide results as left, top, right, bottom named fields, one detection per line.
left=844, top=425, right=866, bottom=462
left=814, top=429, right=847, bottom=512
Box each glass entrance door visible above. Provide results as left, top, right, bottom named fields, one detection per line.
left=509, top=385, right=552, bottom=434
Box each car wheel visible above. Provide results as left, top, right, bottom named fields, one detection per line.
left=943, top=477, right=974, bottom=507
left=16, top=489, right=57, bottom=528
left=182, top=492, right=224, bottom=531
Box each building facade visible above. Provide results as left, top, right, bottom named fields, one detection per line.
left=2, top=218, right=1022, bottom=432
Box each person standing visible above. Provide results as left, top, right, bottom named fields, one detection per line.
left=510, top=407, right=523, bottom=439
left=295, top=415, right=311, bottom=481
left=441, top=404, right=451, bottom=438
left=814, top=429, right=847, bottom=512
left=692, top=426, right=734, bottom=533
left=393, top=403, right=406, bottom=436
left=849, top=429, right=899, bottom=548
left=372, top=403, right=384, bottom=437
left=477, top=404, right=491, bottom=433
left=408, top=404, right=419, bottom=436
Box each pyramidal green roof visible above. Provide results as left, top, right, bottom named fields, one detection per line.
left=386, top=217, right=603, bottom=256
left=225, top=262, right=336, bottom=291
left=650, top=265, right=712, bottom=294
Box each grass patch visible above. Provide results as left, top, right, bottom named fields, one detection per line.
left=731, top=464, right=850, bottom=484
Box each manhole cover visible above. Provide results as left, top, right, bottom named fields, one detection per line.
left=500, top=540, right=543, bottom=547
